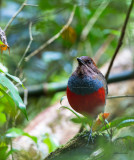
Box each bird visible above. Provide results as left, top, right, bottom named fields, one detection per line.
left=67, top=56, right=108, bottom=118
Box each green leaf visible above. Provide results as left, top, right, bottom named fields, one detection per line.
left=0, top=88, right=16, bottom=117
left=38, top=0, right=71, bottom=10
left=6, top=148, right=18, bottom=159
left=23, top=133, right=38, bottom=144
left=0, top=145, right=8, bottom=160
left=0, top=73, right=28, bottom=119
left=60, top=106, right=81, bottom=119
left=0, top=64, right=8, bottom=73
left=0, top=69, right=25, bottom=89
left=60, top=106, right=93, bottom=127
left=0, top=142, right=17, bottom=159
left=43, top=133, right=59, bottom=153
left=0, top=40, right=4, bottom=45
left=99, top=114, right=104, bottom=122
left=6, top=128, right=24, bottom=138
left=6, top=73, right=25, bottom=89
left=71, top=116, right=92, bottom=124
left=0, top=106, right=4, bottom=112
left=0, top=69, right=6, bottom=73
left=6, top=128, right=38, bottom=144
left=110, top=29, right=120, bottom=36
left=117, top=119, right=134, bottom=129
left=0, top=113, right=6, bottom=126
left=71, top=117, right=83, bottom=124
left=100, top=117, right=134, bottom=131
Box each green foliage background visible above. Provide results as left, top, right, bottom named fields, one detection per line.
left=0, top=0, right=134, bottom=159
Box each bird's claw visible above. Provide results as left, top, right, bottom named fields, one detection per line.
left=82, top=128, right=94, bottom=144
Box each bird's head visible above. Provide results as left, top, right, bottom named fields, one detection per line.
left=76, top=56, right=98, bottom=76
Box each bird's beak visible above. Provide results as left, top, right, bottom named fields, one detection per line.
left=77, top=57, right=93, bottom=73
left=77, top=57, right=85, bottom=65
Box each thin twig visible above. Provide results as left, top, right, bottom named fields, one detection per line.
left=80, top=0, right=110, bottom=41
left=105, top=0, right=134, bottom=81
left=15, top=78, right=26, bottom=87
left=4, top=0, right=38, bottom=32
left=107, top=95, right=134, bottom=99
left=18, top=22, right=33, bottom=67
left=4, top=0, right=27, bottom=31
left=24, top=88, right=28, bottom=106
left=25, top=5, right=77, bottom=61
left=24, top=4, right=38, bottom=7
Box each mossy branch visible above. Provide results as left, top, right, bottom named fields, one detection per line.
left=44, top=131, right=98, bottom=160
left=44, top=130, right=132, bottom=160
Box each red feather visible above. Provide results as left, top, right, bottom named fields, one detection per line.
left=67, top=86, right=105, bottom=115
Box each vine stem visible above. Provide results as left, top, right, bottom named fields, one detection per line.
left=105, top=0, right=134, bottom=81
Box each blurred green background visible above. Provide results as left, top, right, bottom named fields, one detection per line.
left=0, top=0, right=134, bottom=159
left=1, top=0, right=134, bottom=120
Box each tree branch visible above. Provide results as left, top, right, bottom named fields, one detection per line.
left=44, top=131, right=129, bottom=160
left=4, top=0, right=38, bottom=32
left=105, top=0, right=134, bottom=81
left=24, top=4, right=38, bottom=7
left=44, top=131, right=99, bottom=160
left=17, top=22, right=33, bottom=67
left=19, top=70, right=134, bottom=97
left=80, top=0, right=110, bottom=41
left=25, top=5, right=77, bottom=61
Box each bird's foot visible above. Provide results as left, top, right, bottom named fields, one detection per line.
left=83, top=128, right=94, bottom=144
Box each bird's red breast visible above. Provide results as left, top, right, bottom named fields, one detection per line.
left=67, top=86, right=105, bottom=116
left=66, top=56, right=108, bottom=117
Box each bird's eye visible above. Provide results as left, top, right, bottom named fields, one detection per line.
left=88, top=59, right=92, bottom=64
